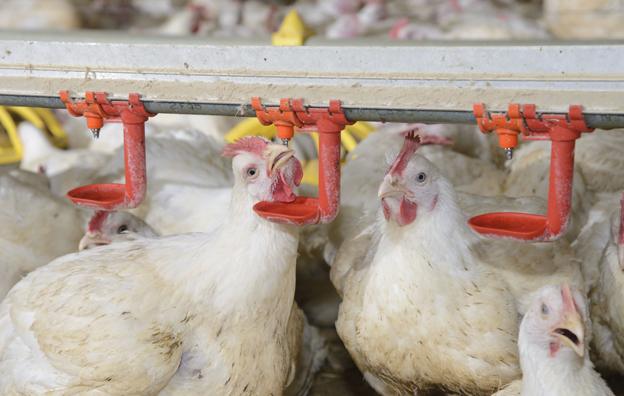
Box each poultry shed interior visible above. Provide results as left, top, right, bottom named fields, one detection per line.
left=1, top=0, right=624, bottom=395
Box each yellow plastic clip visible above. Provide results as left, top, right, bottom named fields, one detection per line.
left=340, top=130, right=358, bottom=153
left=272, top=10, right=314, bottom=46
left=0, top=107, right=21, bottom=164
left=346, top=121, right=375, bottom=141
left=33, top=108, right=68, bottom=148
left=9, top=106, right=68, bottom=148
left=0, top=107, right=68, bottom=164
left=8, top=107, right=46, bottom=130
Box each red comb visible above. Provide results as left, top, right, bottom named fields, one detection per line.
left=398, top=124, right=453, bottom=146
left=222, top=136, right=270, bottom=158
left=87, top=210, right=109, bottom=232
left=388, top=130, right=421, bottom=176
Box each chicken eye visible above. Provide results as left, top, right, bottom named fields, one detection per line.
left=416, top=172, right=427, bottom=183
left=117, top=225, right=129, bottom=234
left=541, top=303, right=549, bottom=315
left=246, top=167, right=258, bottom=178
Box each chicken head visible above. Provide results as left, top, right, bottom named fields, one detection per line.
left=520, top=284, right=587, bottom=360
left=223, top=136, right=303, bottom=204
left=378, top=130, right=444, bottom=226
left=79, top=210, right=159, bottom=250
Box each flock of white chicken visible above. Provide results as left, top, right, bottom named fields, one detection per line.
left=0, top=0, right=623, bottom=395
left=1, top=109, right=624, bottom=396
left=1, top=0, right=613, bottom=41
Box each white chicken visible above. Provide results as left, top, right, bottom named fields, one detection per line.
left=332, top=132, right=521, bottom=395
left=493, top=284, right=613, bottom=396
left=77, top=208, right=328, bottom=396
left=0, top=137, right=305, bottom=394
left=0, top=170, right=84, bottom=300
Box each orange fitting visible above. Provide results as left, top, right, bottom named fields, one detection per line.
left=473, top=103, right=523, bottom=150
left=251, top=97, right=302, bottom=142
left=85, top=114, right=104, bottom=130
left=275, top=122, right=295, bottom=140
left=60, top=90, right=106, bottom=130
left=496, top=128, right=518, bottom=150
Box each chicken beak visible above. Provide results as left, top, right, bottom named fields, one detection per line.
left=378, top=174, right=410, bottom=199
left=265, top=144, right=295, bottom=176
left=552, top=284, right=585, bottom=358
left=78, top=232, right=111, bottom=251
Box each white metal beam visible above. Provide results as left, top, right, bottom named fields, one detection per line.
left=0, top=31, right=621, bottom=121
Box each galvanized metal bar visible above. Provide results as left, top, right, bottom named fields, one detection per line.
left=0, top=94, right=623, bottom=129
left=0, top=31, right=621, bottom=127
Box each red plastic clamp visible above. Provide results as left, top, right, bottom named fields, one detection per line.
left=60, top=91, right=155, bottom=210
left=251, top=98, right=353, bottom=225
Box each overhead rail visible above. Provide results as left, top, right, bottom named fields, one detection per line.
left=2, top=30, right=620, bottom=238
left=0, top=31, right=621, bottom=128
